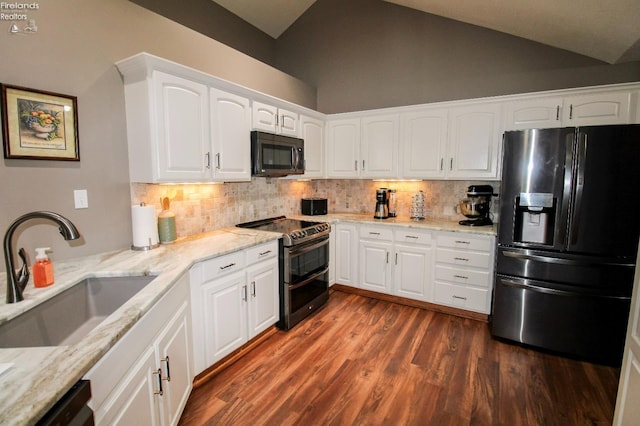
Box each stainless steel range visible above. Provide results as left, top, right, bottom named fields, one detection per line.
left=237, top=216, right=330, bottom=330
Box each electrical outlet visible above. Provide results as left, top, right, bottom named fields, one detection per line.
left=74, top=189, right=88, bottom=209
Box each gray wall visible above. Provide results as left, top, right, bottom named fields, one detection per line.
left=275, top=0, right=640, bottom=113
left=0, top=0, right=315, bottom=272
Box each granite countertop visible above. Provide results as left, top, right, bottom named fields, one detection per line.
left=0, top=227, right=281, bottom=426
left=291, top=213, right=498, bottom=236
left=0, top=215, right=494, bottom=425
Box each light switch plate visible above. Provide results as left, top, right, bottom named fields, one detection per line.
left=74, top=189, right=88, bottom=209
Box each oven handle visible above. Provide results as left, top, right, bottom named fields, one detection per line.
left=289, top=266, right=329, bottom=291
left=287, top=235, right=329, bottom=257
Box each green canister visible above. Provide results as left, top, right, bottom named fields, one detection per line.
left=158, top=197, right=177, bottom=244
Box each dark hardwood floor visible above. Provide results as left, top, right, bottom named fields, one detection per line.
left=179, top=289, right=620, bottom=425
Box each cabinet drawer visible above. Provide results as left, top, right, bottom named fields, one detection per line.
left=434, top=282, right=489, bottom=313
left=435, top=265, right=491, bottom=288
left=359, top=226, right=393, bottom=241
left=246, top=240, right=278, bottom=265
left=436, top=248, right=491, bottom=269
left=201, top=251, right=245, bottom=279
left=394, top=228, right=432, bottom=245
left=436, top=233, right=493, bottom=251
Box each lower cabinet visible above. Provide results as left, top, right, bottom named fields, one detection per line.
left=85, top=274, right=193, bottom=426
left=433, top=232, right=495, bottom=314
left=334, top=221, right=495, bottom=314
left=189, top=240, right=279, bottom=375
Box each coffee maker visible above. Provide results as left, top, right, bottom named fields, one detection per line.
left=374, top=188, right=389, bottom=219
left=457, top=185, right=494, bottom=226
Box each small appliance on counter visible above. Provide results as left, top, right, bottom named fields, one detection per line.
left=374, top=188, right=389, bottom=219
left=301, top=197, right=328, bottom=215
left=456, top=185, right=495, bottom=226
left=387, top=189, right=397, bottom=217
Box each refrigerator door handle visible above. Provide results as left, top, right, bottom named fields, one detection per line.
left=499, top=277, right=631, bottom=300
left=570, top=133, right=587, bottom=245
left=502, top=250, right=634, bottom=267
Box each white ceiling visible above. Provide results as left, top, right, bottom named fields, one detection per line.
left=211, top=0, right=640, bottom=64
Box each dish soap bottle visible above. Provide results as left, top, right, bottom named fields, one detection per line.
left=33, top=247, right=54, bottom=288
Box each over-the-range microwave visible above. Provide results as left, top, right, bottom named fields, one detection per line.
left=251, top=131, right=304, bottom=177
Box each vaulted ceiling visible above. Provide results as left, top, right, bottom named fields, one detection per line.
left=211, top=0, right=640, bottom=64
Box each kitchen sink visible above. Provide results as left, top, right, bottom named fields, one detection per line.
left=0, top=275, right=156, bottom=348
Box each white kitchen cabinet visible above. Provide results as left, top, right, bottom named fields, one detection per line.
left=326, top=114, right=398, bottom=178
left=505, top=90, right=634, bottom=130
left=334, top=223, right=359, bottom=287
left=86, top=274, right=193, bottom=426
left=122, top=70, right=211, bottom=182
left=252, top=101, right=300, bottom=137
left=359, top=226, right=394, bottom=293
left=433, top=232, right=495, bottom=314
left=400, top=107, right=448, bottom=178
left=299, top=114, right=325, bottom=178
left=447, top=102, right=503, bottom=179
left=393, top=229, right=433, bottom=301
left=189, top=240, right=279, bottom=374
left=210, top=88, right=252, bottom=181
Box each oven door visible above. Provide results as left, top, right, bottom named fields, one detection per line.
left=282, top=235, right=330, bottom=329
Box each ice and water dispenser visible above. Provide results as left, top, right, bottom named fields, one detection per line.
left=513, top=192, right=555, bottom=245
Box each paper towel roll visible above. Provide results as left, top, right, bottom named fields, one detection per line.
left=131, top=204, right=159, bottom=250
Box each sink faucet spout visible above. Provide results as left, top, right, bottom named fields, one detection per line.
left=4, top=211, right=81, bottom=303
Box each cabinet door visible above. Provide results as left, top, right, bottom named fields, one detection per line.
left=394, top=243, right=432, bottom=301
left=210, top=88, right=251, bottom=181
left=247, top=260, right=279, bottom=338
left=447, top=102, right=503, bottom=179
left=326, top=118, right=360, bottom=177
left=279, top=107, right=300, bottom=137
left=563, top=92, right=632, bottom=126
left=504, top=97, right=563, bottom=130
left=359, top=240, right=392, bottom=293
left=252, top=101, right=278, bottom=133
left=202, top=271, right=247, bottom=366
left=401, top=108, right=448, bottom=178
left=154, top=72, right=210, bottom=182
left=361, top=114, right=398, bottom=178
left=335, top=224, right=358, bottom=286
left=299, top=115, right=324, bottom=178
left=155, top=303, right=192, bottom=426
left=96, top=346, right=160, bottom=426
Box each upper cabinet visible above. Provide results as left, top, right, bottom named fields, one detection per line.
left=210, top=88, right=252, bottom=181
left=505, top=90, right=635, bottom=130
left=252, top=101, right=300, bottom=137
left=399, top=103, right=502, bottom=180
left=326, top=114, right=398, bottom=178
left=299, top=115, right=325, bottom=178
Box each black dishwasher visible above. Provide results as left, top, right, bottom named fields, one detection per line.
left=37, top=379, right=93, bottom=425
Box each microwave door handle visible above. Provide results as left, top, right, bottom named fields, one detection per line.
left=291, top=147, right=297, bottom=171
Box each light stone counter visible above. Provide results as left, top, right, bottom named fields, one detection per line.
left=0, top=227, right=281, bottom=426
left=290, top=213, right=498, bottom=236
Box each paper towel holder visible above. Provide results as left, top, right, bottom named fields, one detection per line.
left=131, top=202, right=160, bottom=251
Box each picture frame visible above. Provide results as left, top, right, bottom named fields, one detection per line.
left=1, top=84, right=79, bottom=161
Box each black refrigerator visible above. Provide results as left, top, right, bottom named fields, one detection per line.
left=491, top=124, right=640, bottom=365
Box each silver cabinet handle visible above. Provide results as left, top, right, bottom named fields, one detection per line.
left=395, top=253, right=398, bottom=265
left=153, top=369, right=163, bottom=396
left=259, top=250, right=272, bottom=256
left=453, top=274, right=468, bottom=280
left=205, top=152, right=211, bottom=169
left=556, top=105, right=560, bottom=120
left=161, top=356, right=171, bottom=382
left=216, top=152, right=221, bottom=169
left=369, top=232, right=381, bottom=235
left=405, top=235, right=419, bottom=239
left=386, top=252, right=389, bottom=263
left=354, top=160, right=358, bottom=171
left=569, top=104, right=574, bottom=120
left=251, top=281, right=256, bottom=297
left=454, top=257, right=469, bottom=262
left=219, top=262, right=236, bottom=270
left=455, top=240, right=470, bottom=245
left=440, top=158, right=444, bottom=171
left=452, top=295, right=467, bottom=301
left=450, top=158, right=453, bottom=170
left=242, top=284, right=247, bottom=301
left=362, top=159, right=365, bottom=170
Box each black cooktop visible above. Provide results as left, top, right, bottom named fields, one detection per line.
left=236, top=216, right=321, bottom=233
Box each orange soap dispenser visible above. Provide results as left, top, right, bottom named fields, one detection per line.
left=33, top=247, right=54, bottom=288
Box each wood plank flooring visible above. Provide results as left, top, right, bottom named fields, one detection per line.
left=179, top=289, right=620, bottom=425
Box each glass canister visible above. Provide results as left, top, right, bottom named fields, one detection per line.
left=388, top=189, right=397, bottom=217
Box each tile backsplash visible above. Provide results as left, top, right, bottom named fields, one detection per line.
left=131, top=179, right=500, bottom=239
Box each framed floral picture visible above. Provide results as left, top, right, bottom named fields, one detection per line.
left=1, top=84, right=79, bottom=161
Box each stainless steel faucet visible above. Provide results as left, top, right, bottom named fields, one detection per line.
left=3, top=211, right=81, bottom=303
